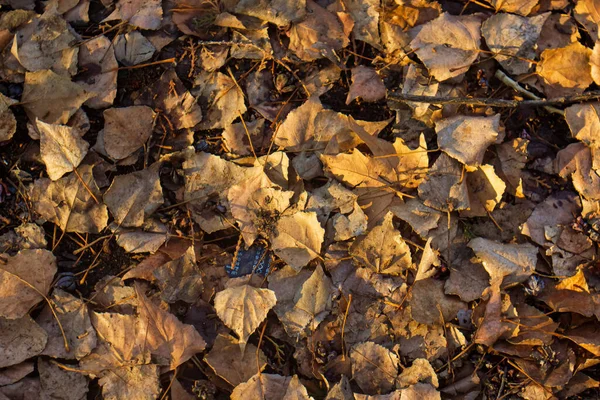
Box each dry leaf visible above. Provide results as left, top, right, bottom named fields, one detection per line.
left=410, top=13, right=482, bottom=81
left=288, top=0, right=348, bottom=62
left=22, top=69, right=94, bottom=124
left=346, top=66, right=386, bottom=104
left=103, top=162, right=164, bottom=228
left=153, top=246, right=203, bottom=303
left=204, top=333, right=267, bottom=387
left=76, top=35, right=117, bottom=109
left=103, top=106, right=155, bottom=160
left=461, top=164, right=506, bottom=218
left=521, top=191, right=581, bottom=246
left=29, top=164, right=108, bottom=233
left=536, top=42, right=593, bottom=92
left=0, top=315, right=47, bottom=368
left=410, top=278, right=466, bottom=325
left=481, top=13, right=548, bottom=75
left=231, top=373, right=310, bottom=400
left=114, top=31, right=155, bottom=66
left=565, top=323, right=600, bottom=356
left=37, top=288, right=96, bottom=360
left=565, top=102, right=600, bottom=149
left=234, top=0, right=306, bottom=27
left=274, top=96, right=323, bottom=151
left=194, top=70, right=247, bottom=130
left=98, top=364, right=161, bottom=400
left=36, top=119, right=89, bottom=180
left=396, top=358, right=438, bottom=388
left=556, top=142, right=600, bottom=200
left=418, top=152, right=469, bottom=212
left=0, top=249, right=56, bottom=319
left=490, top=0, right=538, bottom=15
left=468, top=238, right=537, bottom=285
left=214, top=279, right=277, bottom=351
left=103, top=0, right=162, bottom=29
left=350, top=211, right=412, bottom=275
left=351, top=341, right=399, bottom=394
left=495, top=138, right=528, bottom=198
left=0, top=92, right=17, bottom=141
left=270, top=211, right=324, bottom=271
left=592, top=40, right=600, bottom=85
left=574, top=0, right=600, bottom=42
left=38, top=358, right=88, bottom=400
left=223, top=118, right=266, bottom=156
left=136, top=285, right=206, bottom=369
left=340, top=0, right=381, bottom=49
left=436, top=114, right=500, bottom=169
left=0, top=362, right=34, bottom=386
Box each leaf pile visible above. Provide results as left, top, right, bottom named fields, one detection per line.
left=2, top=0, right=600, bottom=399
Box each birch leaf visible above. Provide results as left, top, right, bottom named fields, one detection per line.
left=270, top=211, right=324, bottom=271
left=36, top=119, right=89, bottom=180
left=0, top=316, right=47, bottom=368
left=468, top=237, right=537, bottom=285
left=351, top=341, right=399, bottom=395
left=536, top=42, right=593, bottom=92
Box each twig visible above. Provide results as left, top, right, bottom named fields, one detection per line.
left=494, top=70, right=563, bottom=115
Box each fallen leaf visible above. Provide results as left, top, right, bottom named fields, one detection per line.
left=495, top=138, right=528, bottom=197
left=490, top=0, right=538, bottom=15
left=103, top=162, right=164, bottom=228
left=436, top=114, right=500, bottom=169
left=444, top=245, right=490, bottom=302
left=461, top=164, right=506, bottom=218
left=153, top=246, right=203, bottom=303
left=204, top=333, right=267, bottom=387
left=556, top=142, right=600, bottom=200
left=270, top=211, right=324, bottom=271
left=288, top=0, right=348, bottom=62
left=351, top=341, right=399, bottom=394
left=98, top=364, right=161, bottom=400
left=410, top=13, right=483, bottom=81
left=36, top=288, right=96, bottom=360
left=114, top=31, right=155, bottom=66
left=521, top=191, right=581, bottom=246
left=0, top=315, right=47, bottom=368
left=29, top=164, right=108, bottom=233
left=36, top=119, right=89, bottom=180
left=468, top=237, right=537, bottom=285
left=38, top=358, right=88, bottom=400
left=234, top=0, right=306, bottom=26
left=396, top=358, right=438, bottom=388
left=481, top=13, right=548, bottom=75
left=410, top=278, right=466, bottom=325
left=231, top=373, right=310, bottom=400
left=194, top=70, right=247, bottom=130
left=565, top=102, right=600, bottom=149
left=103, top=0, right=162, bottom=29
left=0, top=249, right=56, bottom=319
left=574, top=0, right=600, bottom=42
left=223, top=118, right=267, bottom=156
left=536, top=42, right=593, bottom=92
left=0, top=361, right=34, bottom=386
left=22, top=69, right=94, bottom=124
left=417, top=152, right=470, bottom=212
left=350, top=211, right=412, bottom=276
left=214, top=279, right=277, bottom=351
left=103, top=106, right=155, bottom=160
left=565, top=323, right=600, bottom=356
left=76, top=35, right=118, bottom=109
left=339, top=0, right=381, bottom=49
left=274, top=96, right=323, bottom=151
left=346, top=66, right=386, bottom=104
left=0, top=92, right=17, bottom=141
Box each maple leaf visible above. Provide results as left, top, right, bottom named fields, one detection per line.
left=214, top=279, right=277, bottom=352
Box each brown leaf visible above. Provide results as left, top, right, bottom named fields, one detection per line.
left=490, top=0, right=538, bottom=15
left=410, top=278, right=466, bottom=325
left=350, top=341, right=399, bottom=394
left=194, top=70, right=246, bottom=130
left=495, top=138, right=528, bottom=198
left=0, top=92, right=17, bottom=141
left=436, top=114, right=499, bottom=169
left=223, top=118, right=267, bottom=156
left=135, top=285, right=206, bottom=369
left=350, top=211, right=412, bottom=276
left=274, top=96, right=323, bottom=151
left=536, top=42, right=593, bottom=92
left=103, top=0, right=162, bottom=29
left=461, top=164, right=506, bottom=218
left=231, top=373, right=311, bottom=400
left=234, top=0, right=306, bottom=27
left=114, top=31, right=155, bottom=66
left=566, top=323, right=600, bottom=356
left=36, top=288, right=96, bottom=360
left=346, top=66, right=386, bottom=104
left=22, top=69, right=94, bottom=124
left=38, top=359, right=88, bottom=400
left=0, top=249, right=56, bottom=319
left=288, top=0, right=348, bottom=62
left=0, top=362, right=34, bottom=386
left=29, top=164, right=108, bottom=233
left=521, top=191, right=581, bottom=246
left=77, top=35, right=117, bottom=109
left=270, top=211, right=324, bottom=271
left=417, top=152, right=469, bottom=212
left=444, top=245, right=490, bottom=302
left=214, top=279, right=277, bottom=351
left=103, top=162, right=164, bottom=228
left=153, top=246, right=203, bottom=303
left=481, top=13, right=548, bottom=75
left=556, top=142, right=600, bottom=200
left=36, top=119, right=89, bottom=180
left=204, top=333, right=267, bottom=386
left=98, top=364, right=161, bottom=400
left=340, top=0, right=381, bottom=49
left=0, top=315, right=47, bottom=368
left=410, top=13, right=482, bottom=81
left=468, top=238, right=537, bottom=285
left=565, top=102, right=600, bottom=149
left=574, top=0, right=600, bottom=42
left=396, top=358, right=438, bottom=389
left=103, top=106, right=155, bottom=160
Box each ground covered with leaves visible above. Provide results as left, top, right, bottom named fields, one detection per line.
left=3, top=0, right=600, bottom=399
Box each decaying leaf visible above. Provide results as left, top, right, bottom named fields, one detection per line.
left=29, top=164, right=108, bottom=233
left=565, top=102, right=600, bottom=149
left=36, top=119, right=89, bottom=180
left=0, top=92, right=17, bottom=141
left=468, top=238, right=537, bottom=285
left=234, top=0, right=306, bottom=27
left=0, top=315, right=47, bottom=368
left=0, top=249, right=56, bottom=319
left=98, top=364, right=161, bottom=400
left=461, top=164, right=506, bottom=218
left=153, top=246, right=203, bottom=303
left=574, top=0, right=600, bottom=42
left=194, top=70, right=247, bottom=130
left=536, top=42, right=593, bottom=92
left=410, top=13, right=483, bottom=81
left=204, top=333, right=267, bottom=387
left=103, top=106, right=155, bottom=160
left=351, top=341, right=399, bottom=394
left=38, top=358, right=88, bottom=400
left=103, top=0, right=162, bottom=29
left=231, top=373, right=310, bottom=400
left=103, top=162, right=164, bottom=228
left=77, top=35, right=117, bottom=109
left=418, top=152, right=469, bottom=212
left=270, top=211, right=324, bottom=271
left=346, top=65, right=386, bottom=104
left=214, top=279, right=277, bottom=351
left=114, top=31, right=155, bottom=66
